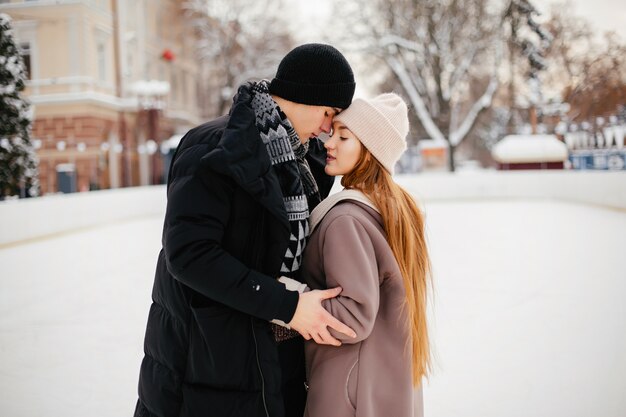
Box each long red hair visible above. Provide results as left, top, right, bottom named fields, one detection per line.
left=341, top=147, right=432, bottom=385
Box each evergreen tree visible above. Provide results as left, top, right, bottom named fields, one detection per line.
left=0, top=13, right=39, bottom=199
left=505, top=0, right=553, bottom=106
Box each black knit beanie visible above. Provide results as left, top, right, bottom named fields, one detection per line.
left=269, top=43, right=356, bottom=109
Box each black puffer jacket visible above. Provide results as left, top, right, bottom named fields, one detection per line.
left=134, top=85, right=334, bottom=417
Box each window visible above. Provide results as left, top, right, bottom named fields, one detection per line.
left=125, top=51, right=133, bottom=78
left=196, top=78, right=203, bottom=108
left=19, top=42, right=31, bottom=80
left=97, top=41, right=106, bottom=82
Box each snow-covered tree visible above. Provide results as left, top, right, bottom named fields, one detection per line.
left=335, top=0, right=504, bottom=171
left=0, top=13, right=38, bottom=199
left=504, top=0, right=553, bottom=131
left=183, top=0, right=294, bottom=117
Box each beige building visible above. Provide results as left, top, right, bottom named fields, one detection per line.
left=0, top=0, right=206, bottom=193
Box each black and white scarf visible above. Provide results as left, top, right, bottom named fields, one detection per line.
left=249, top=80, right=321, bottom=276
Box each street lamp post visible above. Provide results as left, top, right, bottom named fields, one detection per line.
left=132, top=80, right=170, bottom=186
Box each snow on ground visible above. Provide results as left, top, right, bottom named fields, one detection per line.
left=422, top=199, right=626, bottom=417
left=0, top=218, right=161, bottom=417
left=1, top=196, right=625, bottom=416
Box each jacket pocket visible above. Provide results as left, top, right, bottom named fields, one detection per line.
left=186, top=305, right=257, bottom=391
left=346, top=359, right=359, bottom=411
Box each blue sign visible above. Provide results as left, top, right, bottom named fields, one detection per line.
left=570, top=150, right=626, bottom=170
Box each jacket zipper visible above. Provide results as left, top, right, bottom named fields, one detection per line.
left=251, top=318, right=270, bottom=417
left=303, top=342, right=310, bottom=392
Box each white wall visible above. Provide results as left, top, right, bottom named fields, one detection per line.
left=1, top=171, right=624, bottom=247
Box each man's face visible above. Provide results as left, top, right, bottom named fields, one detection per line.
left=288, top=103, right=342, bottom=145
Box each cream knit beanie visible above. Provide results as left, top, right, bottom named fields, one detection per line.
left=334, top=93, right=409, bottom=174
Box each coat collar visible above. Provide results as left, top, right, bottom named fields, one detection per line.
left=200, top=83, right=289, bottom=232
left=309, top=189, right=380, bottom=232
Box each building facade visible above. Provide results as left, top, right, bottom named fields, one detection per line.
left=0, top=0, right=206, bottom=194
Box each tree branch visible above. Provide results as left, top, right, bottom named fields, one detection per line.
left=386, top=55, right=447, bottom=142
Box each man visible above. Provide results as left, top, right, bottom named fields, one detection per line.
left=134, top=44, right=357, bottom=417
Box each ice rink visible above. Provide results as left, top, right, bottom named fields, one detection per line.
left=1, top=182, right=625, bottom=416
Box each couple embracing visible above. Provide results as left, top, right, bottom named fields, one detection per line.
left=134, top=43, right=431, bottom=417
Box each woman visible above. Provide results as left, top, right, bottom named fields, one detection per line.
left=301, top=93, right=432, bottom=417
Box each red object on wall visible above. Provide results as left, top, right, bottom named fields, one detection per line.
left=161, top=49, right=175, bottom=62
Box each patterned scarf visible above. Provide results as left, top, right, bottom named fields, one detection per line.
left=249, top=80, right=321, bottom=277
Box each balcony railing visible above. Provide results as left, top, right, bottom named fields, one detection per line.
left=0, top=0, right=109, bottom=11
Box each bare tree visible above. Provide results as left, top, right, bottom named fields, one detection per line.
left=543, top=5, right=626, bottom=121
left=543, top=2, right=594, bottom=87
left=183, top=0, right=294, bottom=117
left=335, top=0, right=504, bottom=171
left=560, top=32, right=626, bottom=121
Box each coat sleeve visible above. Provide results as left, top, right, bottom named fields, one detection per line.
left=163, top=170, right=298, bottom=323
left=320, top=214, right=380, bottom=343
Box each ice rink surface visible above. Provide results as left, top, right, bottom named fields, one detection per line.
left=1, top=198, right=625, bottom=416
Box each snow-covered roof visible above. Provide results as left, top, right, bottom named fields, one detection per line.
left=492, top=134, right=568, bottom=163
left=418, top=139, right=449, bottom=149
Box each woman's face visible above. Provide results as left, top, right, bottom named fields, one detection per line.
left=323, top=122, right=363, bottom=176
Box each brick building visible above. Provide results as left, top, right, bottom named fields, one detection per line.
left=0, top=0, right=207, bottom=194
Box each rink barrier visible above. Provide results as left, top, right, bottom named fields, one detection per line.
left=0, top=185, right=167, bottom=247
left=1, top=171, right=624, bottom=247
left=395, top=170, right=626, bottom=211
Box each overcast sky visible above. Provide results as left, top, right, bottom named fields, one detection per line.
left=283, top=0, right=625, bottom=97
left=286, top=0, right=626, bottom=42
left=534, top=0, right=626, bottom=37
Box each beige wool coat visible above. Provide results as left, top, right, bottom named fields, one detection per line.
left=301, top=190, right=424, bottom=417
